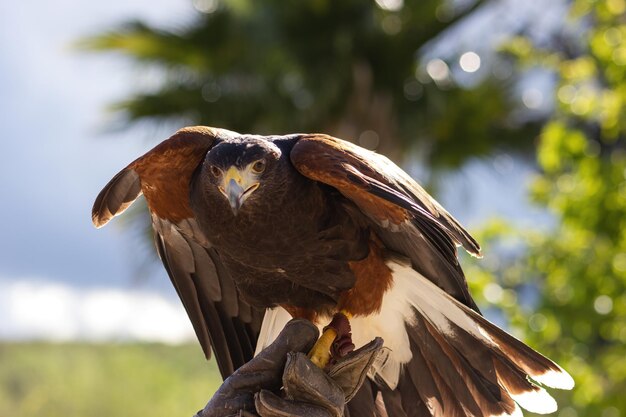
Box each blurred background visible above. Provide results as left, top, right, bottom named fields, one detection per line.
left=0, top=0, right=624, bottom=416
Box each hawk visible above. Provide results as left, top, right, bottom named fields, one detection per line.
left=93, top=126, right=573, bottom=416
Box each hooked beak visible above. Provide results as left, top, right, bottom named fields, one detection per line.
left=219, top=167, right=260, bottom=215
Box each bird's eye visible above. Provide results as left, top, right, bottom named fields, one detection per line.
left=210, top=166, right=222, bottom=177
left=251, top=159, right=266, bottom=174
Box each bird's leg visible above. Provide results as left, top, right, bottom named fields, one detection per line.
left=308, top=311, right=354, bottom=369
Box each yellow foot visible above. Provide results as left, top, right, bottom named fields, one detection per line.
left=308, top=311, right=353, bottom=368
left=309, top=326, right=337, bottom=368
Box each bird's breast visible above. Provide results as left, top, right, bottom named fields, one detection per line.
left=192, top=177, right=370, bottom=310
left=205, top=211, right=367, bottom=310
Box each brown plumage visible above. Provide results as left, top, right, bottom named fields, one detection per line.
left=93, top=126, right=573, bottom=416
left=341, top=237, right=393, bottom=316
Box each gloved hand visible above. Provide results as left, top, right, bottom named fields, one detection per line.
left=195, top=319, right=383, bottom=417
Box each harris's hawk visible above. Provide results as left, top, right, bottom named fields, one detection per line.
left=92, top=126, right=573, bottom=416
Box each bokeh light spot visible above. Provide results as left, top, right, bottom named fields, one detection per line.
left=612, top=47, right=626, bottom=66
left=529, top=313, right=548, bottom=332
left=554, top=285, right=574, bottom=304
left=426, top=59, right=449, bottom=82
left=558, top=85, right=577, bottom=104
left=557, top=174, right=575, bottom=193
left=483, top=283, right=503, bottom=303
left=571, top=96, right=592, bottom=115
left=435, top=4, right=454, bottom=22
left=375, top=0, right=404, bottom=12
left=382, top=15, right=402, bottom=35
left=359, top=130, right=380, bottom=150
left=501, top=289, right=517, bottom=307
left=493, top=154, right=513, bottom=174
left=459, top=51, right=481, bottom=73
left=604, top=27, right=623, bottom=46
left=202, top=82, right=221, bottom=103
left=522, top=88, right=544, bottom=109
left=193, top=0, right=219, bottom=14
left=403, top=79, right=423, bottom=101
left=612, top=253, right=626, bottom=272
left=594, top=295, right=613, bottom=315
left=607, top=0, right=626, bottom=15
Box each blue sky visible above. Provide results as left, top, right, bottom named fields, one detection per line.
left=0, top=0, right=554, bottom=341
left=0, top=0, right=193, bottom=288
left=0, top=0, right=199, bottom=340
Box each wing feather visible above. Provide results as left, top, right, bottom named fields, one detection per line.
left=92, top=126, right=263, bottom=379
left=290, top=134, right=480, bottom=309
left=92, top=168, right=142, bottom=228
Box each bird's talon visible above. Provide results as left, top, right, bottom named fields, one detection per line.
left=308, top=311, right=354, bottom=368
left=328, top=312, right=354, bottom=361
left=308, top=327, right=337, bottom=368
left=332, top=334, right=355, bottom=358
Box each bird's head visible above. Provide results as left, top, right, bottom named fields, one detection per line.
left=203, top=137, right=282, bottom=215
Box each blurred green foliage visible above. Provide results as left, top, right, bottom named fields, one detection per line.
left=466, top=1, right=626, bottom=415
left=80, top=0, right=537, bottom=166
left=0, top=343, right=221, bottom=417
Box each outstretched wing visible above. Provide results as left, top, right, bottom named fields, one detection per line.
left=290, top=133, right=481, bottom=311
left=290, top=134, right=574, bottom=417
left=92, top=126, right=264, bottom=379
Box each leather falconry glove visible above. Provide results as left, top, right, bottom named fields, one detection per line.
left=195, top=319, right=383, bottom=417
